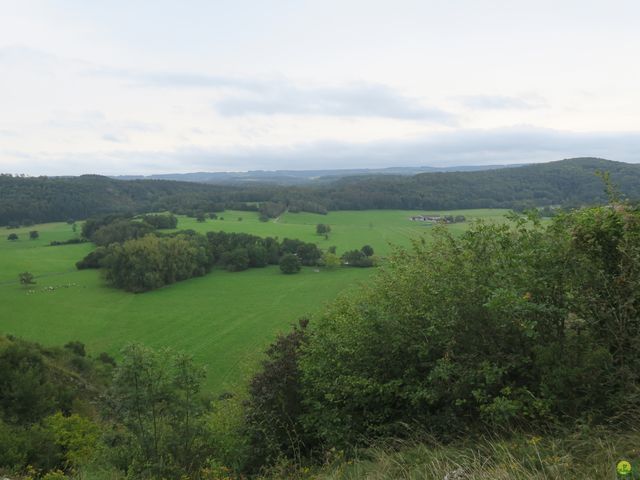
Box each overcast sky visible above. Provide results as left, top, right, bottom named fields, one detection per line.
left=2, top=0, right=640, bottom=175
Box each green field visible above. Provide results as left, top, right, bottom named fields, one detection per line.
left=0, top=209, right=509, bottom=392
left=174, top=208, right=508, bottom=256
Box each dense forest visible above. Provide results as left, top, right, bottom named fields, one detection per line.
left=2, top=158, right=640, bottom=225
left=2, top=200, right=640, bottom=479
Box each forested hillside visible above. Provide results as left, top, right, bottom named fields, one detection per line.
left=317, top=157, right=640, bottom=210
left=0, top=175, right=257, bottom=226
left=2, top=158, right=639, bottom=225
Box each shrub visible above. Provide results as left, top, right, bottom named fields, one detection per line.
left=340, top=249, right=374, bottom=267
left=64, top=341, right=86, bottom=357
left=44, top=412, right=100, bottom=469
left=244, top=319, right=311, bottom=471
left=75, top=247, right=108, bottom=269
left=300, top=205, right=640, bottom=448
left=105, top=344, right=212, bottom=478
left=50, top=238, right=87, bottom=246
left=98, top=352, right=116, bottom=366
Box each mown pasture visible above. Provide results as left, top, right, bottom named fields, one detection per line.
left=0, top=209, right=508, bottom=391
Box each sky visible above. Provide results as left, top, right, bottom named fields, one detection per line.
left=1, top=0, right=640, bottom=175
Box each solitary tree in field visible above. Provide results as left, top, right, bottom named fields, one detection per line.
left=19, top=272, right=35, bottom=286
left=316, top=224, right=331, bottom=235
left=29, top=230, right=39, bottom=240
left=7, top=233, right=18, bottom=241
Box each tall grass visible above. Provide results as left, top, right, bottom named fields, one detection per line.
left=315, top=424, right=640, bottom=480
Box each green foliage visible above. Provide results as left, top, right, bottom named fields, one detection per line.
left=360, top=245, right=374, bottom=257
left=96, top=227, right=327, bottom=291
left=81, top=214, right=129, bottom=239
left=248, top=245, right=269, bottom=268
left=340, top=249, right=374, bottom=267
left=41, top=470, right=69, bottom=480
left=280, top=238, right=322, bottom=266
left=321, top=252, right=341, bottom=269
left=7, top=232, right=18, bottom=240
left=104, top=344, right=212, bottom=478
left=19, top=271, right=35, bottom=286
left=295, top=243, right=323, bottom=266
left=300, top=203, right=640, bottom=448
left=244, top=319, right=311, bottom=471
left=140, top=213, right=178, bottom=229
left=50, top=237, right=87, bottom=246
left=98, top=352, right=117, bottom=366
left=315, top=424, right=640, bottom=480
left=205, top=395, right=250, bottom=473
left=0, top=342, right=65, bottom=424
left=0, top=336, right=113, bottom=474
left=316, top=224, right=331, bottom=235
left=91, top=229, right=321, bottom=286
left=222, top=247, right=250, bottom=272
left=91, top=219, right=155, bottom=247
left=44, top=412, right=100, bottom=468
left=29, top=230, right=39, bottom=239
left=259, top=201, right=287, bottom=219
left=64, top=341, right=86, bottom=357
left=103, top=234, right=213, bottom=292
left=280, top=254, right=302, bottom=274
left=75, top=246, right=108, bottom=269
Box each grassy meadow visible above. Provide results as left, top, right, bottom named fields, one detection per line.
left=0, top=209, right=508, bottom=392
left=176, top=208, right=508, bottom=256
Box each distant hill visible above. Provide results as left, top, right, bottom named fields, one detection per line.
left=317, top=157, right=640, bottom=210
left=1, top=158, right=639, bottom=225
left=114, top=164, right=518, bottom=185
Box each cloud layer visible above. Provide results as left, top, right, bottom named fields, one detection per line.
left=101, top=66, right=456, bottom=122
left=5, top=126, right=640, bottom=176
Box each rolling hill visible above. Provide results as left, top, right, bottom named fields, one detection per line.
left=1, top=158, right=639, bottom=225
